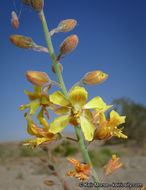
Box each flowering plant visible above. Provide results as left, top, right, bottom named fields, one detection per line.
left=10, top=0, right=129, bottom=189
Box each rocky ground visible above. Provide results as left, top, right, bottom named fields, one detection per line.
left=0, top=138, right=146, bottom=190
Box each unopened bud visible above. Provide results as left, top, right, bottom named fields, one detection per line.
left=30, top=0, right=44, bottom=13
left=11, top=11, right=19, bottom=29
left=9, top=35, right=35, bottom=49
left=51, top=63, right=63, bottom=74
left=40, top=156, right=47, bottom=162
left=26, top=71, right=50, bottom=86
left=48, top=164, right=55, bottom=171
left=22, top=0, right=31, bottom=6
left=80, top=71, right=108, bottom=86
left=51, top=155, right=57, bottom=163
left=44, top=180, right=54, bottom=186
left=57, top=35, right=78, bottom=61
left=57, top=19, right=77, bottom=32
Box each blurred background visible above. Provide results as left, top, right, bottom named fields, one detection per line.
left=0, top=0, right=146, bottom=189
left=0, top=0, right=146, bottom=142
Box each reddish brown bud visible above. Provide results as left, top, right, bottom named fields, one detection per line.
left=22, top=0, right=31, bottom=6
left=51, top=155, right=57, bottom=163
left=48, top=164, right=55, bottom=171
left=51, top=63, right=63, bottom=74
left=57, top=35, right=78, bottom=61
left=44, top=180, right=54, bottom=186
left=80, top=71, right=108, bottom=86
left=26, top=71, right=50, bottom=86
left=40, top=156, right=47, bottom=162
left=30, top=0, right=44, bottom=13
left=9, top=35, right=35, bottom=49
left=57, top=19, right=77, bottom=32
left=52, top=171, right=57, bottom=176
left=11, top=11, right=19, bottom=29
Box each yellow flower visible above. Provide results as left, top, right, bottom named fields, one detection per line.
left=24, top=113, right=61, bottom=148
left=49, top=86, right=111, bottom=141
left=24, top=137, right=55, bottom=148
left=94, top=110, right=127, bottom=140
left=19, top=85, right=56, bottom=115
left=66, top=158, right=91, bottom=181
left=104, top=154, right=123, bottom=176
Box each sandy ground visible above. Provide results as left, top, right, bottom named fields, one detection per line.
left=0, top=139, right=146, bottom=190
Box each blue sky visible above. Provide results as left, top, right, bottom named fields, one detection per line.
left=0, top=0, right=146, bottom=142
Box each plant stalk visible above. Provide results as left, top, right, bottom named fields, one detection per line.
left=39, top=9, right=102, bottom=190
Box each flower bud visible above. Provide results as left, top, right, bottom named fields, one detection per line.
left=30, top=0, right=44, bottom=13
left=80, top=71, right=108, bottom=86
left=40, top=156, right=47, bottom=162
left=26, top=71, right=50, bottom=86
left=57, top=35, right=78, bottom=61
left=9, top=35, right=35, bottom=49
left=11, top=11, right=19, bottom=29
left=51, top=155, right=57, bottom=163
left=44, top=180, right=54, bottom=186
left=22, top=0, right=31, bottom=6
left=57, top=19, right=77, bottom=32
left=51, top=63, right=63, bottom=74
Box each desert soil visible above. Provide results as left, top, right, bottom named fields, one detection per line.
left=0, top=138, right=146, bottom=190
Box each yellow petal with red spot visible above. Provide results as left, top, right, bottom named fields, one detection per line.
left=54, top=107, right=69, bottom=115
left=24, top=137, right=54, bottom=147
left=49, top=115, right=70, bottom=134
left=26, top=115, right=38, bottom=136
left=69, top=86, right=87, bottom=106
left=24, top=89, right=39, bottom=100
left=49, top=91, right=70, bottom=106
left=37, top=108, right=49, bottom=129
left=80, top=116, right=95, bottom=141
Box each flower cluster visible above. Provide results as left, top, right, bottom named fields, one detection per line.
left=10, top=0, right=128, bottom=186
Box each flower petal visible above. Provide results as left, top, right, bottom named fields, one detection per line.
left=29, top=101, right=40, bottom=115
left=69, top=86, right=87, bottom=106
left=84, top=96, right=112, bottom=111
left=26, top=115, right=37, bottom=136
left=110, top=110, right=126, bottom=125
left=80, top=116, right=95, bottom=141
left=34, top=86, right=42, bottom=96
left=54, top=107, right=69, bottom=115
left=37, top=108, right=50, bottom=129
left=20, top=100, right=40, bottom=115
left=49, top=91, right=70, bottom=106
left=24, top=137, right=54, bottom=147
left=24, top=89, right=38, bottom=100
left=67, top=158, right=81, bottom=165
left=49, top=115, right=70, bottom=134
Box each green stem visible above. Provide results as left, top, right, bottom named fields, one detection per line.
left=39, top=11, right=68, bottom=98
left=39, top=9, right=102, bottom=190
left=75, top=126, right=102, bottom=190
